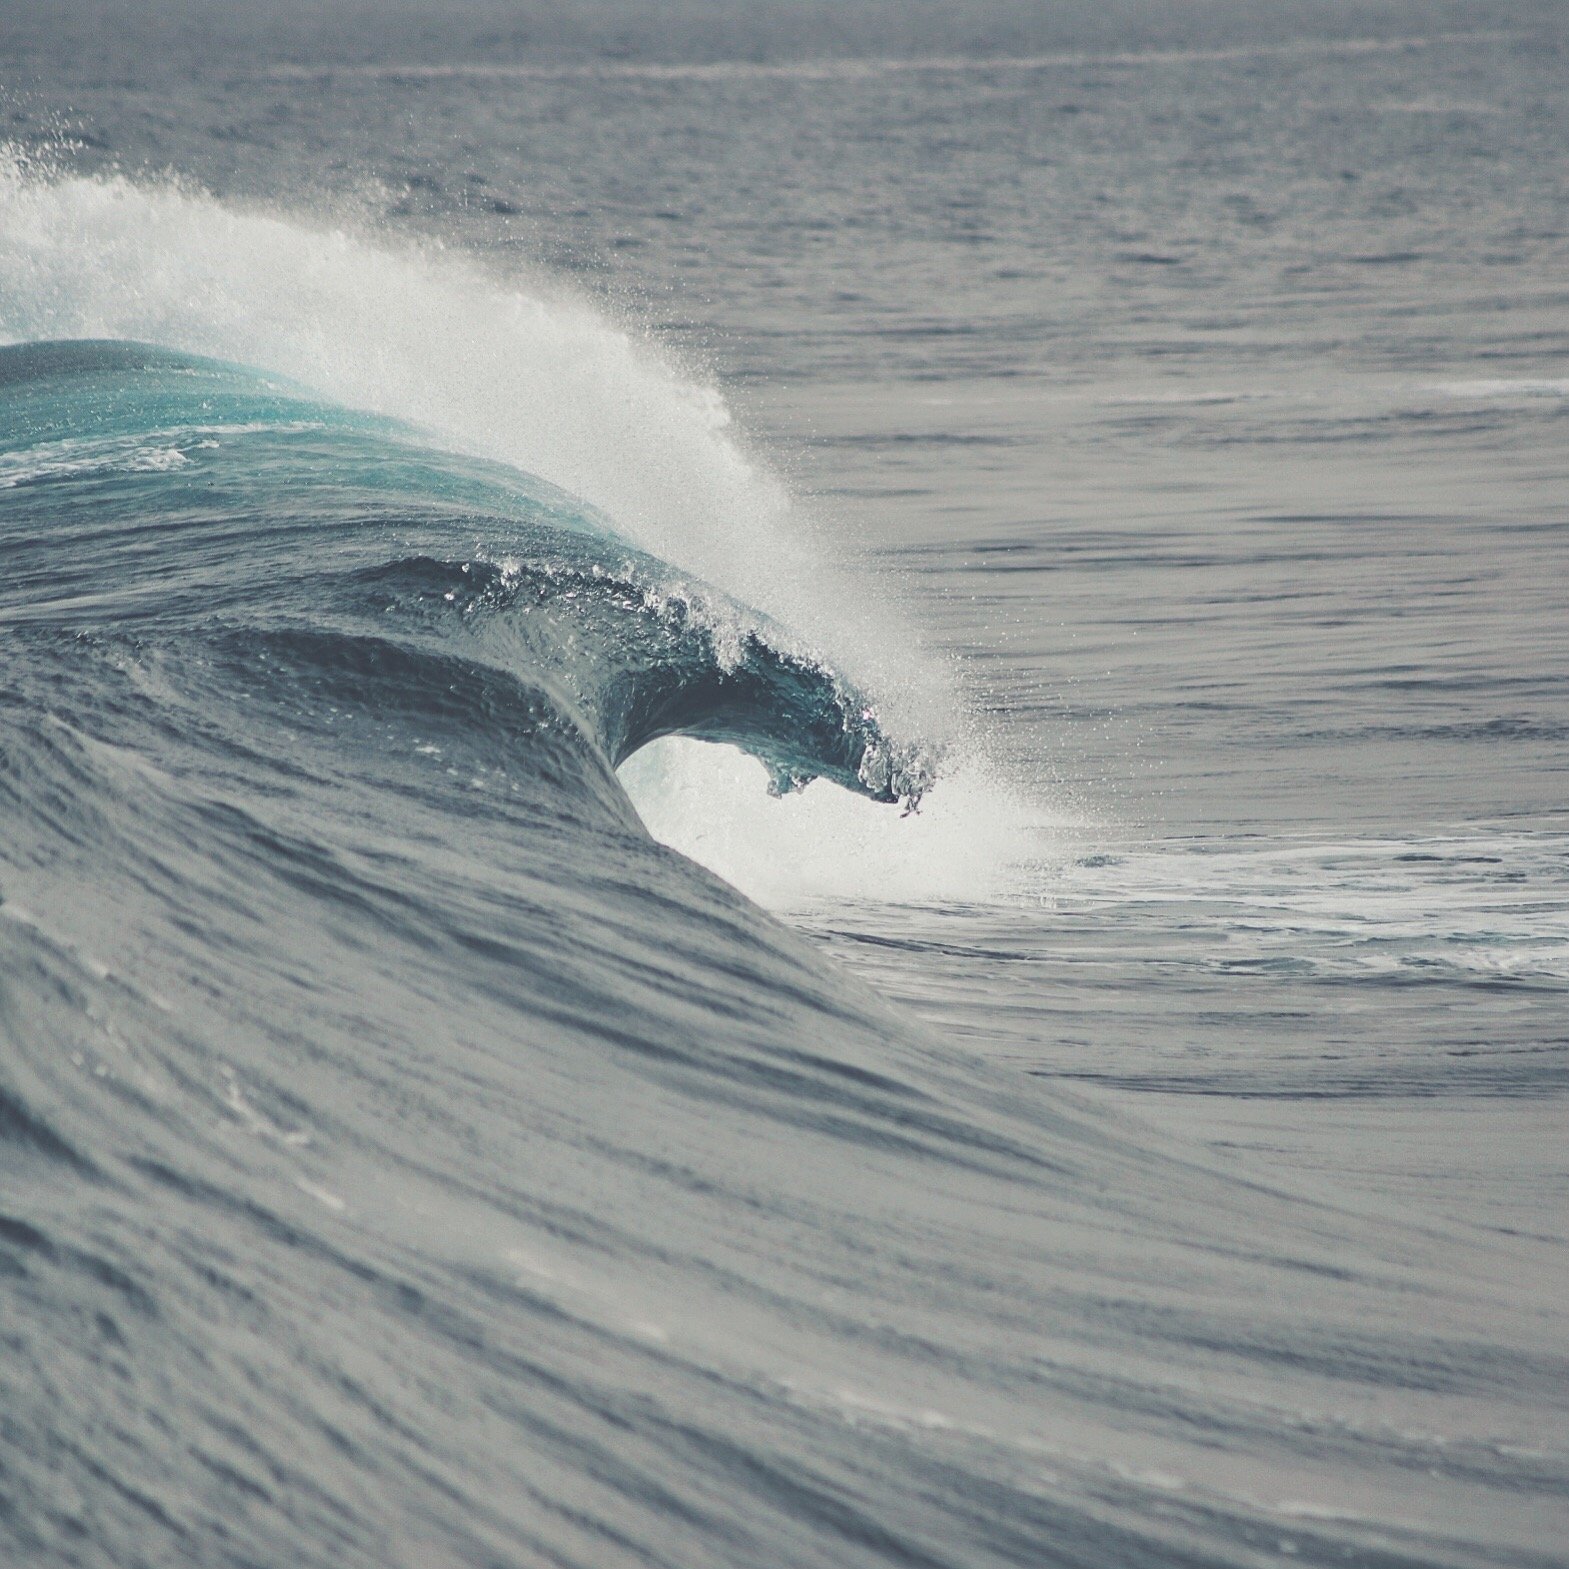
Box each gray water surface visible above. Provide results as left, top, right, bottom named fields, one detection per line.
left=3, top=7, right=1567, bottom=1565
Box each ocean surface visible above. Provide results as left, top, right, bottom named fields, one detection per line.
left=2, top=6, right=1567, bottom=1565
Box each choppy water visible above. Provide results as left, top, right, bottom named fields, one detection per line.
left=3, top=7, right=1567, bottom=1566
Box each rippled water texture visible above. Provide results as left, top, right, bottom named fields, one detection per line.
left=3, top=7, right=1567, bottom=1566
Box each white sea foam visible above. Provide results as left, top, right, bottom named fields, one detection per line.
left=0, top=431, right=199, bottom=487
left=0, top=147, right=1052, bottom=903
left=620, top=737, right=1069, bottom=909
left=0, top=148, right=926, bottom=710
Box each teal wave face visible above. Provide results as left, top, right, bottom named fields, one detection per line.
left=0, top=340, right=934, bottom=812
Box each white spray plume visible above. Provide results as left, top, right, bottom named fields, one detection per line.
left=0, top=147, right=1064, bottom=904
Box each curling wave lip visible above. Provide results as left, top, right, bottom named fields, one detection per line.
left=0, top=339, right=939, bottom=818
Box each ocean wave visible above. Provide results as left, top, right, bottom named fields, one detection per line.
left=4, top=145, right=1567, bottom=1569
left=0, top=339, right=935, bottom=814
left=0, top=146, right=943, bottom=742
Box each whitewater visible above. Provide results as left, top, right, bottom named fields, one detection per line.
left=3, top=8, right=1568, bottom=1567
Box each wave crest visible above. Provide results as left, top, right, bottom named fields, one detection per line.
left=0, top=338, right=937, bottom=819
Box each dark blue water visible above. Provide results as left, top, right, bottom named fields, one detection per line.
left=3, top=7, right=1567, bottom=1565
